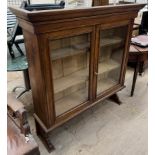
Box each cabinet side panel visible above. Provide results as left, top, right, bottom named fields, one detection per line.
left=23, top=30, right=55, bottom=128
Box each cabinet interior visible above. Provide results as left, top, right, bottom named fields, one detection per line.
left=50, top=34, right=90, bottom=116
left=49, top=26, right=127, bottom=116
left=97, top=26, right=128, bottom=95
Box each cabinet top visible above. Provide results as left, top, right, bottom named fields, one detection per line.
left=10, top=3, right=145, bottom=23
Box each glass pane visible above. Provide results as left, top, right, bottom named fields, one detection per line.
left=97, top=26, right=128, bottom=95
left=50, top=33, right=90, bottom=116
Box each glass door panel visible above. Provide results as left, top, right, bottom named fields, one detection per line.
left=97, top=26, right=128, bottom=95
left=50, top=33, right=90, bottom=116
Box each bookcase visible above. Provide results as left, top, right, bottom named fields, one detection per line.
left=10, top=3, right=145, bottom=152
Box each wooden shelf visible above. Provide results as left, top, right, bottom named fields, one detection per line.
left=55, top=87, right=88, bottom=116
left=54, top=68, right=89, bottom=94
left=98, top=59, right=120, bottom=75
left=97, top=78, right=118, bottom=95
left=100, top=37, right=122, bottom=47
left=55, top=76, right=119, bottom=116
left=54, top=59, right=120, bottom=95
left=51, top=42, right=89, bottom=60
left=51, top=37, right=121, bottom=61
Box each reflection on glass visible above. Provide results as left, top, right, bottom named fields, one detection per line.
left=50, top=34, right=90, bottom=116
left=97, top=26, right=127, bottom=95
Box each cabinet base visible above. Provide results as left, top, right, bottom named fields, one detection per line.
left=35, top=121, right=55, bottom=153
left=109, top=93, right=122, bottom=105
left=34, top=92, right=122, bottom=152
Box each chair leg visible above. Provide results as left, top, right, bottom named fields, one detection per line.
left=23, top=69, right=31, bottom=90
left=13, top=86, right=25, bottom=92
left=7, top=42, right=15, bottom=58
left=14, top=43, right=24, bottom=56
left=12, top=69, right=31, bottom=98
left=16, top=89, right=29, bottom=98
left=12, top=86, right=28, bottom=99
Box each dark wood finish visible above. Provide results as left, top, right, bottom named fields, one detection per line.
left=12, top=69, right=31, bottom=98
left=10, top=4, right=145, bottom=152
left=7, top=93, right=40, bottom=155
left=139, top=60, right=148, bottom=75
left=23, top=68, right=31, bottom=90
left=7, top=93, right=31, bottom=136
left=23, top=31, right=56, bottom=128
left=131, top=55, right=139, bottom=96
left=35, top=121, right=55, bottom=152
left=34, top=85, right=125, bottom=133
left=128, top=45, right=148, bottom=75
left=128, top=44, right=148, bottom=96
left=93, top=0, right=109, bottom=6
left=109, top=93, right=122, bottom=105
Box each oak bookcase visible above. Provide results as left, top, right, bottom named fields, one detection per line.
left=10, top=3, right=145, bottom=152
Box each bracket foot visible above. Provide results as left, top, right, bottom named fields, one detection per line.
left=109, top=93, right=122, bottom=105
left=35, top=121, right=55, bottom=153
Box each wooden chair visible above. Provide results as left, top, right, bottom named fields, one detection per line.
left=7, top=54, right=31, bottom=98
left=7, top=1, right=31, bottom=98
left=7, top=1, right=29, bottom=58
left=7, top=1, right=66, bottom=98
left=7, top=17, right=24, bottom=58
left=7, top=93, right=40, bottom=155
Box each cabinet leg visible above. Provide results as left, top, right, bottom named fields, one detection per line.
left=139, top=61, right=144, bottom=76
left=35, top=121, right=55, bottom=153
left=109, top=93, right=122, bottom=105
left=131, top=58, right=139, bottom=96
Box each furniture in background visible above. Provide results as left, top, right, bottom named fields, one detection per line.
left=7, top=1, right=66, bottom=98
left=10, top=3, right=145, bottom=152
left=7, top=1, right=31, bottom=98
left=7, top=55, right=31, bottom=98
left=128, top=35, right=148, bottom=96
left=7, top=0, right=30, bottom=6
left=139, top=11, right=148, bottom=35
left=7, top=0, right=64, bottom=55
left=24, top=1, right=65, bottom=11
left=133, top=9, right=148, bottom=36
left=7, top=7, right=25, bottom=57
left=7, top=20, right=24, bottom=58
left=131, top=0, right=147, bottom=35
left=129, top=9, right=148, bottom=75
left=7, top=93, right=40, bottom=155
left=131, top=34, right=148, bottom=75
left=7, top=0, right=32, bottom=57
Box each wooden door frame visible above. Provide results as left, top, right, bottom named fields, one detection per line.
left=43, top=26, right=95, bottom=123
left=93, top=20, right=133, bottom=100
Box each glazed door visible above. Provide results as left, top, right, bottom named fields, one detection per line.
left=49, top=27, right=94, bottom=117
left=95, top=24, right=129, bottom=97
